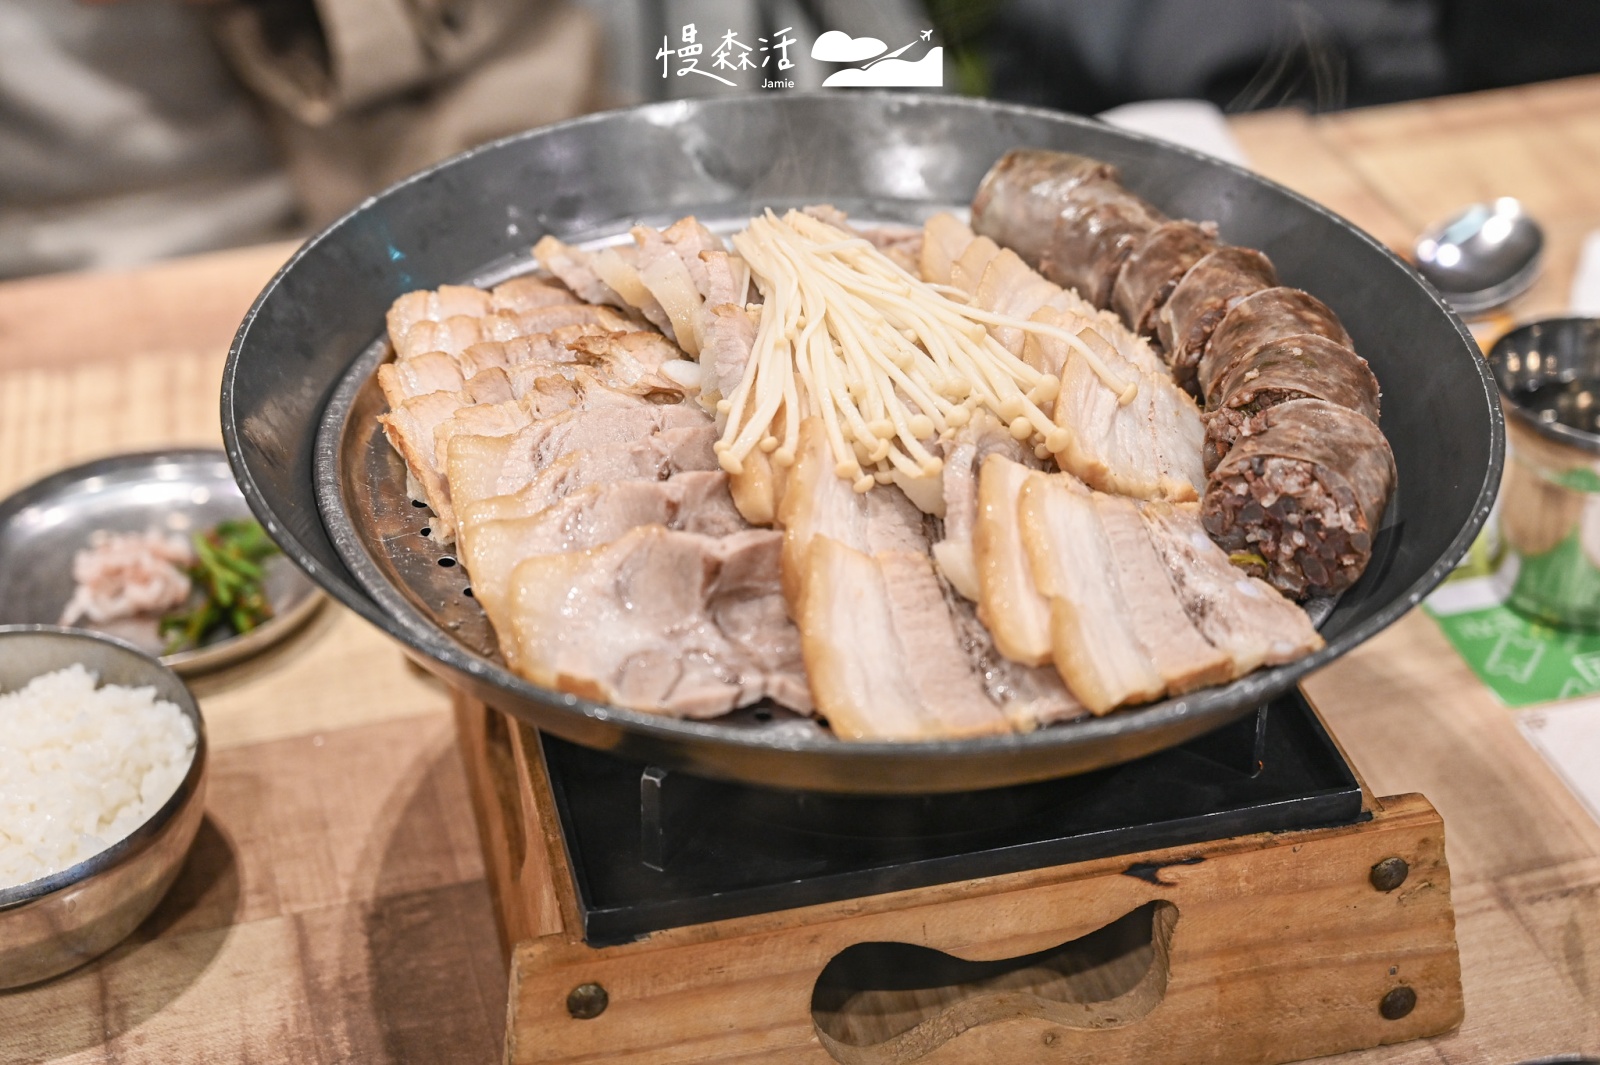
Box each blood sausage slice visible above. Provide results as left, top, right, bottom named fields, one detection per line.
left=970, top=149, right=1120, bottom=268
left=1197, top=286, right=1353, bottom=402
left=1202, top=398, right=1396, bottom=599
left=1203, top=334, right=1381, bottom=473
left=1156, top=247, right=1278, bottom=391
left=1040, top=178, right=1167, bottom=309
left=1112, top=220, right=1219, bottom=337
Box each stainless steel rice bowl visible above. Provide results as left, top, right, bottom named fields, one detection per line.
left=0, top=626, right=207, bottom=989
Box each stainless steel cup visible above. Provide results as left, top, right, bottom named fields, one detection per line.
left=1487, top=317, right=1600, bottom=629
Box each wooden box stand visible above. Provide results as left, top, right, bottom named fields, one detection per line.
left=454, top=692, right=1465, bottom=1065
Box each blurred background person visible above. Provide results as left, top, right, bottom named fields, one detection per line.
left=4, top=0, right=1599, bottom=280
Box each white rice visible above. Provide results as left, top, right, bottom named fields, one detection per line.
left=0, top=665, right=196, bottom=890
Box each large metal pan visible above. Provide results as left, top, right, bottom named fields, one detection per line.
left=222, top=92, right=1501, bottom=794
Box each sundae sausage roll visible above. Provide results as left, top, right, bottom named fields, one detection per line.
left=1156, top=247, right=1278, bottom=392
left=1201, top=398, right=1396, bottom=599
left=970, top=149, right=1118, bottom=267
left=1111, top=220, right=1219, bottom=338
left=1040, top=178, right=1168, bottom=309
left=1202, top=333, right=1382, bottom=472
left=1198, top=287, right=1353, bottom=402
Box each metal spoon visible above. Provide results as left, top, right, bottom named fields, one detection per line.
left=1414, top=197, right=1545, bottom=316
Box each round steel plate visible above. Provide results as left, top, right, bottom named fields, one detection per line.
left=222, top=93, right=1503, bottom=793
left=0, top=450, right=322, bottom=674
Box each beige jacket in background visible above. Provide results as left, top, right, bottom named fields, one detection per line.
left=213, top=0, right=605, bottom=224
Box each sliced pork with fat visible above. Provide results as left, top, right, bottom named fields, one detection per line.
left=944, top=583, right=1085, bottom=730
left=506, top=526, right=809, bottom=717
left=778, top=417, right=929, bottom=609
left=1139, top=502, right=1324, bottom=674
left=920, top=213, right=1168, bottom=380
left=533, top=235, right=624, bottom=307
left=920, top=213, right=977, bottom=287
left=799, top=538, right=1006, bottom=740
left=378, top=389, right=473, bottom=531
left=933, top=412, right=1038, bottom=602
left=463, top=472, right=743, bottom=653
left=377, top=351, right=466, bottom=406
left=1017, top=476, right=1167, bottom=714
left=973, top=456, right=1071, bottom=667
left=1093, top=493, right=1233, bottom=693
left=1034, top=305, right=1206, bottom=501
left=453, top=426, right=722, bottom=538
left=395, top=304, right=635, bottom=360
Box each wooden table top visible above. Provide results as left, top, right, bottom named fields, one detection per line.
left=4, top=75, right=1600, bottom=1064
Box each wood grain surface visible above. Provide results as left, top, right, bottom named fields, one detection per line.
left=6, top=76, right=1600, bottom=1064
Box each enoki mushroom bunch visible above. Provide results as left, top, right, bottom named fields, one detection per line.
left=717, top=210, right=1136, bottom=493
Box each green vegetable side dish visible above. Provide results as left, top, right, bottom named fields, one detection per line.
left=159, top=520, right=280, bottom=653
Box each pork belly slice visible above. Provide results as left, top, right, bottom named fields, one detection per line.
left=646, top=217, right=725, bottom=293
left=945, top=582, right=1085, bottom=731
left=462, top=324, right=613, bottom=373
left=777, top=417, right=929, bottom=609
left=566, top=329, right=685, bottom=380
left=489, top=276, right=576, bottom=313
left=500, top=350, right=691, bottom=410
left=463, top=472, right=742, bottom=650
left=378, top=389, right=472, bottom=534
left=1093, top=494, right=1232, bottom=693
left=492, top=404, right=712, bottom=497
left=1034, top=306, right=1205, bottom=501
left=377, top=351, right=465, bottom=406
left=386, top=285, right=491, bottom=350
left=933, top=413, right=1039, bottom=602
left=800, top=538, right=1007, bottom=741
left=506, top=526, right=810, bottom=717
left=971, top=248, right=1066, bottom=358
left=973, top=457, right=1075, bottom=667
left=950, top=234, right=1002, bottom=296
left=632, top=221, right=720, bottom=356
left=586, top=245, right=676, bottom=337
left=1017, top=476, right=1165, bottom=715
left=1139, top=502, right=1323, bottom=674
left=396, top=304, right=635, bottom=360
left=700, top=302, right=758, bottom=403
left=433, top=398, right=531, bottom=473
left=462, top=367, right=514, bottom=405
left=445, top=403, right=708, bottom=527
left=385, top=276, right=571, bottom=342
left=920, top=213, right=976, bottom=287
left=962, top=247, right=1169, bottom=386
left=515, top=368, right=677, bottom=419
left=533, top=235, right=623, bottom=307
left=454, top=426, right=720, bottom=540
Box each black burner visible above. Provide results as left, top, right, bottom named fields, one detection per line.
left=542, top=689, right=1364, bottom=946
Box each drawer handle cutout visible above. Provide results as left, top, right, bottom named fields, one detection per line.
left=811, top=900, right=1177, bottom=1064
